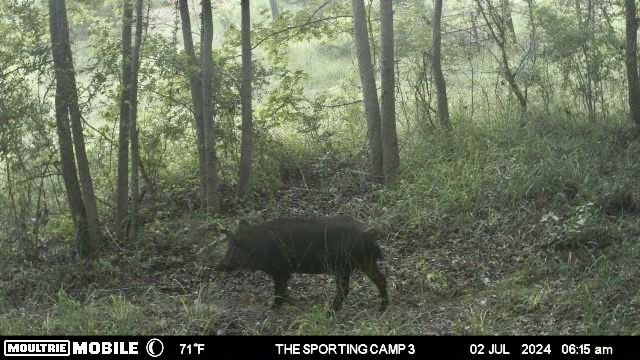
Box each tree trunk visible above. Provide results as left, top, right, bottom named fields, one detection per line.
left=625, top=0, right=640, bottom=127
left=475, top=0, right=527, bottom=116
left=269, top=0, right=280, bottom=20
left=575, top=0, right=596, bottom=122
left=116, top=0, right=133, bottom=242
left=432, top=0, right=451, bottom=130
left=59, top=5, right=100, bottom=250
left=177, top=0, right=207, bottom=206
left=238, top=0, right=254, bottom=197
left=48, top=0, right=96, bottom=258
left=201, top=0, right=219, bottom=210
left=501, top=0, right=517, bottom=43
left=351, top=0, right=383, bottom=182
left=499, top=39, right=527, bottom=112
left=380, top=0, right=399, bottom=182
left=471, top=7, right=480, bottom=45
left=130, top=0, right=144, bottom=241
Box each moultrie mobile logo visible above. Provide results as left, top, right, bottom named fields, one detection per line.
left=4, top=340, right=70, bottom=357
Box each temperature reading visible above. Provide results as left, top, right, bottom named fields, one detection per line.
left=180, top=343, right=205, bottom=355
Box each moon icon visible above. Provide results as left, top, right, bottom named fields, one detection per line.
left=146, top=338, right=164, bottom=358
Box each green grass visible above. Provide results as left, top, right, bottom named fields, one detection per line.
left=2, top=112, right=640, bottom=335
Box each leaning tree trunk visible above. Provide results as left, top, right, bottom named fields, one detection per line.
left=59, top=3, right=100, bottom=249
left=625, top=0, right=640, bottom=128
left=432, top=0, right=451, bottom=129
left=475, top=0, right=527, bottom=118
left=48, top=0, right=97, bottom=258
left=201, top=0, right=219, bottom=210
left=177, top=0, right=207, bottom=206
left=501, top=0, right=517, bottom=43
left=237, top=0, right=254, bottom=197
left=380, top=0, right=400, bottom=182
left=116, top=0, right=133, bottom=242
left=351, top=0, right=383, bottom=182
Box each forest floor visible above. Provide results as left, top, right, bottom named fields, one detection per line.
left=2, top=118, right=640, bottom=335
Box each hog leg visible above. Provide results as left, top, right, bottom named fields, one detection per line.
left=332, top=269, right=351, bottom=311
left=362, top=262, right=389, bottom=311
left=272, top=272, right=291, bottom=308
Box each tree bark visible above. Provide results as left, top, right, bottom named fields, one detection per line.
left=380, top=0, right=399, bottom=182
left=351, top=0, right=383, bottom=182
left=575, top=0, right=596, bottom=122
left=238, top=0, right=254, bottom=197
left=177, top=0, right=207, bottom=206
left=624, top=0, right=640, bottom=127
left=269, top=0, right=280, bottom=20
left=60, top=6, right=100, bottom=250
left=475, top=0, right=527, bottom=115
left=48, top=0, right=97, bottom=258
left=471, top=6, right=480, bottom=45
left=432, top=0, right=451, bottom=130
left=130, top=0, right=144, bottom=241
left=116, top=0, right=133, bottom=242
left=201, top=0, right=219, bottom=210
left=501, top=0, right=517, bottom=43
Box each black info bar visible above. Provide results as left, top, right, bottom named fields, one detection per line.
left=2, top=336, right=638, bottom=359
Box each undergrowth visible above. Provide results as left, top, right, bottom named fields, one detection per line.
left=2, top=114, right=640, bottom=335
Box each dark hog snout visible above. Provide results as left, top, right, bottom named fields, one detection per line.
left=217, top=242, right=244, bottom=271
left=216, top=261, right=232, bottom=272
left=216, top=253, right=237, bottom=271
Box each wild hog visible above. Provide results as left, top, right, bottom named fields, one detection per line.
left=218, top=216, right=389, bottom=312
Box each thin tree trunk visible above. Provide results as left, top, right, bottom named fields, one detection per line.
left=500, top=46, right=527, bottom=112
left=576, top=0, right=596, bottom=122
left=380, top=0, right=399, bottom=182
left=501, top=0, right=516, bottom=43
left=59, top=4, right=100, bottom=250
left=48, top=0, right=94, bottom=258
left=625, top=0, right=640, bottom=127
left=238, top=0, right=254, bottom=197
left=201, top=0, right=219, bottom=210
left=471, top=7, right=479, bottom=45
left=366, top=0, right=377, bottom=69
left=116, top=0, right=133, bottom=242
left=130, top=0, right=144, bottom=241
left=476, top=0, right=527, bottom=116
left=269, top=0, right=280, bottom=20
left=432, top=0, right=451, bottom=130
left=351, top=0, right=383, bottom=182
left=177, top=0, right=207, bottom=206
left=525, top=0, right=538, bottom=112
